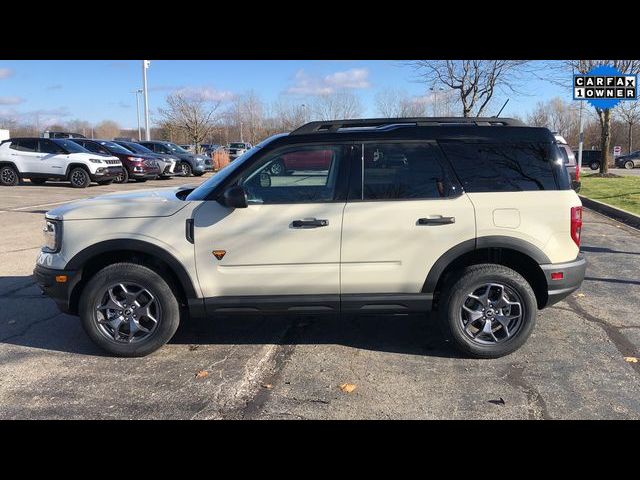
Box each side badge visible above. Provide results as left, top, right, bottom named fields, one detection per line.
left=212, top=250, right=226, bottom=260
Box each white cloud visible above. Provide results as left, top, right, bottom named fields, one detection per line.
left=0, top=68, right=14, bottom=79
left=174, top=86, right=234, bottom=102
left=286, top=68, right=371, bottom=96
left=0, top=96, right=24, bottom=105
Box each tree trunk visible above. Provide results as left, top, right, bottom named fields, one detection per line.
left=629, top=122, right=633, bottom=154
left=598, top=108, right=611, bottom=174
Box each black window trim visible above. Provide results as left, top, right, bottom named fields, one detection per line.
left=346, top=139, right=464, bottom=203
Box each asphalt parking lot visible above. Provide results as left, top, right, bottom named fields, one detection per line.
left=0, top=176, right=639, bottom=419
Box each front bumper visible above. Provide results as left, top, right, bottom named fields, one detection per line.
left=90, top=166, right=123, bottom=182
left=33, top=264, right=80, bottom=314
left=541, top=254, right=587, bottom=307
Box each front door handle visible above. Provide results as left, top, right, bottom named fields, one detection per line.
left=292, top=218, right=329, bottom=228
left=418, top=216, right=456, bottom=225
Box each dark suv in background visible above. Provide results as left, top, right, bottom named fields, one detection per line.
left=139, top=140, right=213, bottom=176
left=70, top=139, right=160, bottom=183
left=113, top=140, right=179, bottom=179
left=574, top=149, right=603, bottom=170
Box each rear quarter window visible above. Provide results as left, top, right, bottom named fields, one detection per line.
left=439, top=142, right=563, bottom=192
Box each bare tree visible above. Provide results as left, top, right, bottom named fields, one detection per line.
left=158, top=92, right=223, bottom=152
left=410, top=60, right=530, bottom=117
left=312, top=90, right=363, bottom=120
left=527, top=97, right=581, bottom=141
left=94, top=120, right=120, bottom=139
left=615, top=101, right=640, bottom=154
left=375, top=88, right=428, bottom=117
left=567, top=60, right=640, bottom=174
left=271, top=97, right=309, bottom=131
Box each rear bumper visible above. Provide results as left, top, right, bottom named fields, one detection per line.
left=541, top=254, right=587, bottom=307
left=33, top=264, right=80, bottom=314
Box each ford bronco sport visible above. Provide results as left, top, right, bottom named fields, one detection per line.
left=34, top=118, right=586, bottom=358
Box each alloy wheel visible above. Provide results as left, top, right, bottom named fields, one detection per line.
left=459, top=283, right=524, bottom=345
left=1, top=167, right=17, bottom=185
left=95, top=283, right=161, bottom=344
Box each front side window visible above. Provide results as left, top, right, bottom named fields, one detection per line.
left=238, top=145, right=345, bottom=204
left=439, top=142, right=560, bottom=192
left=349, top=143, right=458, bottom=201
left=38, top=139, right=64, bottom=154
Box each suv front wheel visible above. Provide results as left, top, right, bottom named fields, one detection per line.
left=590, top=161, right=600, bottom=171
left=438, top=264, right=538, bottom=358
left=625, top=160, right=635, bottom=170
left=79, top=263, right=181, bottom=357
left=69, top=167, right=91, bottom=188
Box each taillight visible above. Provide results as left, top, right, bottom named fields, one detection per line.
left=571, top=206, right=583, bottom=247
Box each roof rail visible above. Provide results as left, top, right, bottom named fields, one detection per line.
left=290, top=117, right=525, bottom=135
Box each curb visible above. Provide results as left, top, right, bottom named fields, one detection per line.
left=579, top=195, right=640, bottom=230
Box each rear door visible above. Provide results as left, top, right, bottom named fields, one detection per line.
left=340, top=141, right=476, bottom=296
left=10, top=139, right=41, bottom=173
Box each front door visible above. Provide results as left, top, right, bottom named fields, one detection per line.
left=193, top=143, right=351, bottom=302
left=37, top=139, right=67, bottom=177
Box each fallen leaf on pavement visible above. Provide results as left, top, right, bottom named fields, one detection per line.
left=262, top=383, right=273, bottom=389
left=488, top=397, right=506, bottom=406
left=188, top=345, right=199, bottom=351
left=195, top=370, right=209, bottom=379
left=624, top=356, right=638, bottom=363
left=575, top=293, right=586, bottom=298
left=8, top=320, right=16, bottom=325
left=339, top=383, right=357, bottom=393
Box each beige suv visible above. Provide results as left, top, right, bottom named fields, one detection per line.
left=34, top=118, right=586, bottom=358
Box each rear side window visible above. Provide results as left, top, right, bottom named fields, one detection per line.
left=12, top=139, right=39, bottom=152
left=439, top=142, right=560, bottom=192
left=349, top=143, right=460, bottom=201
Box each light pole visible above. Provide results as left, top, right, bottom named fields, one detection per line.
left=131, top=89, right=143, bottom=140
left=142, top=60, right=151, bottom=140
left=240, top=121, right=244, bottom=142
left=430, top=86, right=445, bottom=117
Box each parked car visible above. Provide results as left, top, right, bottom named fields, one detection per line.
left=180, top=144, right=196, bottom=153
left=552, top=133, right=580, bottom=192
left=34, top=117, right=585, bottom=358
left=573, top=149, right=603, bottom=170
left=42, top=131, right=86, bottom=139
left=138, top=140, right=213, bottom=176
left=267, top=149, right=332, bottom=175
left=614, top=150, right=640, bottom=169
left=69, top=138, right=160, bottom=183
left=0, top=137, right=122, bottom=187
left=227, top=142, right=253, bottom=160
left=112, top=140, right=178, bottom=179
left=201, top=143, right=222, bottom=156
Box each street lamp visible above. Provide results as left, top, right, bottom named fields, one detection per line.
left=430, top=86, right=445, bottom=117
left=131, top=89, right=143, bottom=140
left=142, top=60, right=151, bottom=140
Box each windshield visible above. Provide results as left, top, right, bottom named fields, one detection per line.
left=166, top=142, right=189, bottom=154
left=230, top=143, right=247, bottom=149
left=186, top=134, right=286, bottom=201
left=98, top=141, right=136, bottom=155
left=119, top=142, right=155, bottom=155
left=53, top=139, right=89, bottom=153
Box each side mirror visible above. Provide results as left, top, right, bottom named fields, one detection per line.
left=221, top=185, right=248, bottom=208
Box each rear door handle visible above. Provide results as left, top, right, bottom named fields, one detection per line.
left=292, top=218, right=329, bottom=228
left=418, top=216, right=455, bottom=225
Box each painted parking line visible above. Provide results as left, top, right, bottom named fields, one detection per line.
left=0, top=200, right=72, bottom=213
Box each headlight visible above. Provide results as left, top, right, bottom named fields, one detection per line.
left=127, top=156, right=145, bottom=162
left=89, top=158, right=104, bottom=164
left=42, top=219, right=61, bottom=253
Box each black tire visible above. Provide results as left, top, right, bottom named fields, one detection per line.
left=180, top=161, right=192, bottom=177
left=30, top=178, right=47, bottom=185
left=0, top=165, right=19, bottom=186
left=114, top=168, right=129, bottom=184
left=78, top=262, right=180, bottom=357
left=625, top=161, right=634, bottom=170
left=97, top=180, right=113, bottom=186
left=590, top=161, right=600, bottom=171
left=438, top=264, right=538, bottom=359
left=69, top=167, right=91, bottom=188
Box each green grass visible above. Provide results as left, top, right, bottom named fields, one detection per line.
left=580, top=174, right=640, bottom=215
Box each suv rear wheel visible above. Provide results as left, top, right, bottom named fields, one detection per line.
left=78, top=263, right=180, bottom=357
left=590, top=161, right=600, bottom=170
left=0, top=165, right=19, bottom=186
left=625, top=160, right=634, bottom=170
left=69, top=167, right=91, bottom=188
left=438, top=264, right=538, bottom=358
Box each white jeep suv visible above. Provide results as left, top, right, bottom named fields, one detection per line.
left=0, top=137, right=123, bottom=188
left=34, top=118, right=586, bottom=358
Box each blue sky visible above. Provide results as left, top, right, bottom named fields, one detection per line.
left=0, top=60, right=566, bottom=128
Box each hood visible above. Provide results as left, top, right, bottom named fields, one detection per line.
left=46, top=186, right=195, bottom=221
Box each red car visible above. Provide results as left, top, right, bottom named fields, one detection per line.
left=268, top=149, right=333, bottom=175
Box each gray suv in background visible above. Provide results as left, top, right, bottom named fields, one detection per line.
left=139, top=140, right=213, bottom=176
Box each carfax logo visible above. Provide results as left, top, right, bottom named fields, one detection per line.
left=574, top=65, right=638, bottom=109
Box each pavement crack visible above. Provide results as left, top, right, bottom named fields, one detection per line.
left=504, top=365, right=551, bottom=420
left=565, top=296, right=640, bottom=376
left=0, top=312, right=64, bottom=342
left=0, top=281, right=37, bottom=298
